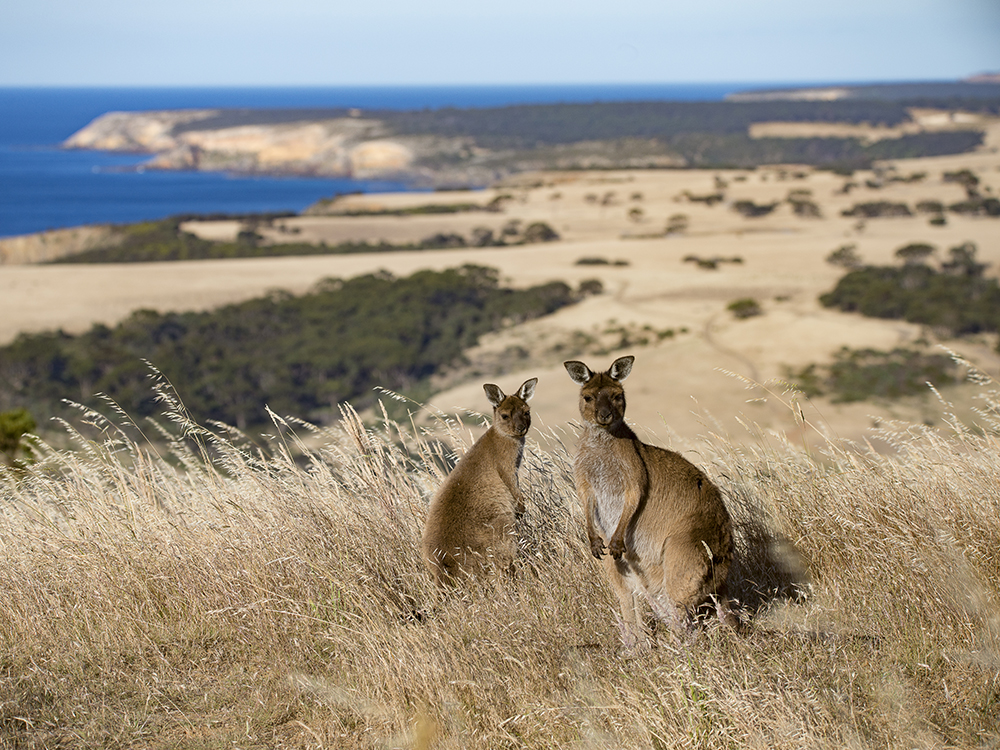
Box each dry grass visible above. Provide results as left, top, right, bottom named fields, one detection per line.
left=1, top=370, right=999, bottom=749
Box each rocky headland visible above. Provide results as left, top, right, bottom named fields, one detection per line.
left=63, top=109, right=492, bottom=186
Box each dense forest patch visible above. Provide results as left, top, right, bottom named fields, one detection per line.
left=377, top=101, right=987, bottom=169
left=819, top=242, right=1000, bottom=337
left=380, top=100, right=919, bottom=146
left=0, top=266, right=578, bottom=429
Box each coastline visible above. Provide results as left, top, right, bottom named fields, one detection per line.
left=5, top=81, right=997, bottom=238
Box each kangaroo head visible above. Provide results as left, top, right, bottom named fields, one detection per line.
left=564, top=356, right=634, bottom=428
left=483, top=377, right=537, bottom=438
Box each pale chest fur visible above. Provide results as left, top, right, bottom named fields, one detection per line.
left=574, top=427, right=642, bottom=539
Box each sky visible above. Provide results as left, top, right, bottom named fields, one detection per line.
left=1, top=0, right=998, bottom=87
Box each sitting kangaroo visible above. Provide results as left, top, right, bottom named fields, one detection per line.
left=564, top=356, right=738, bottom=645
left=422, top=378, right=538, bottom=584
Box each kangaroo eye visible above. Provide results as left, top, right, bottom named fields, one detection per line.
left=501, top=413, right=510, bottom=419
left=583, top=395, right=593, bottom=403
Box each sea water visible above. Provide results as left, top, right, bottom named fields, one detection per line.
left=0, top=83, right=767, bottom=239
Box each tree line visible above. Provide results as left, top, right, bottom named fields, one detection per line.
left=50, top=216, right=562, bottom=264
left=0, top=266, right=579, bottom=431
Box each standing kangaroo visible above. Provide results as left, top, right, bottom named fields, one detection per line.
left=564, top=356, right=738, bottom=645
left=422, top=378, right=538, bottom=584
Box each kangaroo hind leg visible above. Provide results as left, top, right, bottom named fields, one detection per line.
left=604, top=556, right=650, bottom=654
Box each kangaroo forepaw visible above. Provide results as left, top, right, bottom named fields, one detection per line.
left=608, top=538, right=626, bottom=559
left=590, top=539, right=605, bottom=559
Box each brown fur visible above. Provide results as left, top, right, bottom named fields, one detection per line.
left=564, top=356, right=738, bottom=645
left=422, top=378, right=537, bottom=584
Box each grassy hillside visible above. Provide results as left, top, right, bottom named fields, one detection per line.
left=1, top=371, right=998, bottom=747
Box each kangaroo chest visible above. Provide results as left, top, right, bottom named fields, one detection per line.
left=576, top=434, right=642, bottom=539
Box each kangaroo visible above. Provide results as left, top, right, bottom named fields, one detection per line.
left=564, top=356, right=738, bottom=646
left=422, top=378, right=538, bottom=584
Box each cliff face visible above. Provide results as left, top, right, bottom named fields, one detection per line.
left=63, top=110, right=219, bottom=152
left=0, top=225, right=118, bottom=264
left=64, top=111, right=429, bottom=181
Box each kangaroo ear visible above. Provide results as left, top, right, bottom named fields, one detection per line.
left=483, top=383, right=505, bottom=407
left=564, top=360, right=593, bottom=386
left=517, top=377, right=538, bottom=402
left=608, top=355, right=635, bottom=382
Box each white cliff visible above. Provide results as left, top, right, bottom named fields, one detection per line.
left=64, top=111, right=420, bottom=179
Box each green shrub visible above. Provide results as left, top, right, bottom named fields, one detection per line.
left=894, top=242, right=936, bottom=265
left=840, top=201, right=913, bottom=218
left=826, top=244, right=863, bottom=269
left=521, top=222, right=560, bottom=243
left=948, top=197, right=1000, bottom=216
left=727, top=298, right=763, bottom=318
left=732, top=200, right=779, bottom=218
left=0, top=408, right=36, bottom=466
left=820, top=243, right=1000, bottom=337
left=787, top=347, right=958, bottom=402
left=916, top=200, right=945, bottom=214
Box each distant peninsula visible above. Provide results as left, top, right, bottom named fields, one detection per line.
left=63, top=81, right=1000, bottom=186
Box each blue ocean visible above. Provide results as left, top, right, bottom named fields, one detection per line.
left=0, top=84, right=766, bottom=238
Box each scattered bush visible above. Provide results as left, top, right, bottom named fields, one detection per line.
left=948, top=197, right=1000, bottom=216
left=894, top=242, right=936, bottom=265
left=575, top=257, right=629, bottom=267
left=727, top=297, right=763, bottom=318
left=941, top=241, right=989, bottom=276
left=916, top=200, right=946, bottom=214
left=682, top=191, right=725, bottom=206
left=419, top=232, right=467, bottom=249
left=485, top=194, right=513, bottom=212
left=943, top=168, right=980, bottom=190
left=470, top=226, right=497, bottom=247
left=820, top=243, right=1000, bottom=337
left=577, top=279, right=604, bottom=297
left=665, top=213, right=689, bottom=235
left=786, top=347, right=958, bottom=402
left=826, top=244, right=863, bottom=269
left=732, top=200, right=779, bottom=218
left=840, top=201, right=913, bottom=218
left=684, top=255, right=744, bottom=270
left=787, top=190, right=822, bottom=218
left=599, top=323, right=679, bottom=350
left=0, top=408, right=35, bottom=466
left=521, top=221, right=560, bottom=243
